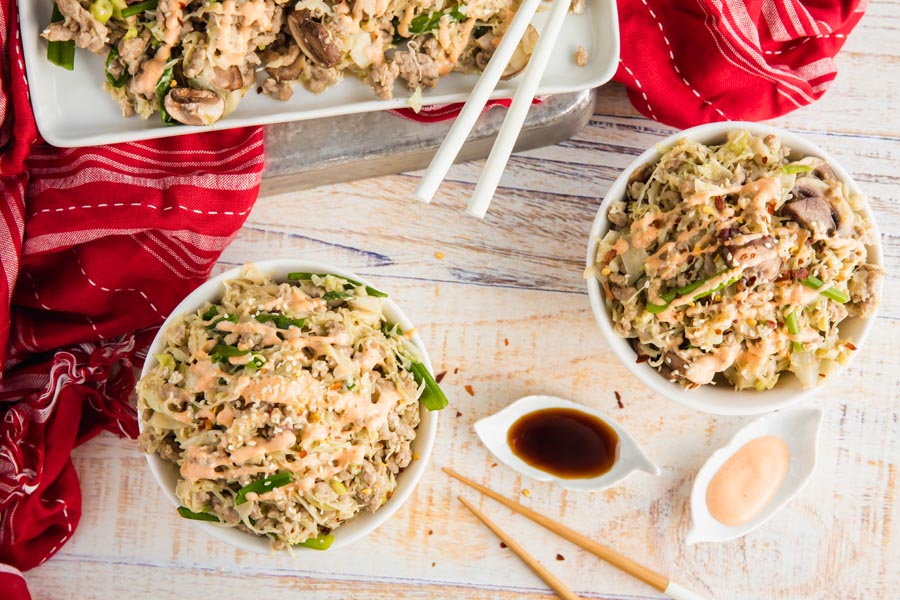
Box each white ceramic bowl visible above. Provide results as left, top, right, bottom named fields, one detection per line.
left=585, top=122, right=884, bottom=415
left=138, top=259, right=439, bottom=553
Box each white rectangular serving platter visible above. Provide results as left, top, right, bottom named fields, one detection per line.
left=19, top=0, right=618, bottom=147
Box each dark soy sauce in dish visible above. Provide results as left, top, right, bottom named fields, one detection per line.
left=507, top=408, right=619, bottom=479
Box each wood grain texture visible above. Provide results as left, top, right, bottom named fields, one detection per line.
left=25, top=3, right=899, bottom=598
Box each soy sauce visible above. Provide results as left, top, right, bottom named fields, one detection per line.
left=507, top=408, right=619, bottom=479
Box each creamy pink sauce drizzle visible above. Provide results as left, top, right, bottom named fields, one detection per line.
left=706, top=435, right=790, bottom=526
left=132, top=1, right=184, bottom=96
left=215, top=0, right=273, bottom=65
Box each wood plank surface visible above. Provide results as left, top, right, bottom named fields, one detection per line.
left=25, top=2, right=899, bottom=598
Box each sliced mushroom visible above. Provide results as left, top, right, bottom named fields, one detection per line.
left=720, top=235, right=782, bottom=283
left=287, top=10, right=340, bottom=68
left=266, top=51, right=306, bottom=82
left=782, top=178, right=838, bottom=235
left=212, top=66, right=244, bottom=91
left=658, top=351, right=690, bottom=384
left=502, top=24, right=538, bottom=79
left=164, top=88, right=225, bottom=126
left=811, top=161, right=837, bottom=182
left=262, top=43, right=301, bottom=70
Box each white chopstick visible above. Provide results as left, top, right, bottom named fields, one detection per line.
left=466, top=0, right=571, bottom=218
left=415, top=0, right=544, bottom=204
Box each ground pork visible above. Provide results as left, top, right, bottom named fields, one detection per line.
left=42, top=0, right=109, bottom=54
left=369, top=61, right=399, bottom=100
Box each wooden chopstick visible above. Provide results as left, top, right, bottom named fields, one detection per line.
left=444, top=467, right=707, bottom=599
left=457, top=496, right=583, bottom=600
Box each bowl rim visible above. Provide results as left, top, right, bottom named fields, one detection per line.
left=584, top=121, right=885, bottom=415
left=138, top=259, right=439, bottom=553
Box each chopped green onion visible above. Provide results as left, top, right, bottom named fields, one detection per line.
left=154, top=353, right=175, bottom=371
left=693, top=274, right=740, bottom=300
left=121, top=0, right=158, bottom=17
left=785, top=310, right=803, bottom=352
left=407, top=3, right=467, bottom=35
left=202, top=305, right=219, bottom=320
left=801, top=276, right=849, bottom=304
left=110, top=0, right=127, bottom=19
left=345, top=379, right=356, bottom=391
left=820, top=287, right=850, bottom=304
left=209, top=344, right=250, bottom=363
left=645, top=270, right=736, bottom=313
left=47, top=4, right=75, bottom=71
left=177, top=506, right=219, bottom=522
left=206, top=312, right=237, bottom=329
left=104, top=46, right=129, bottom=87
left=90, top=0, right=114, bottom=23
left=255, top=313, right=306, bottom=329
left=409, top=361, right=448, bottom=411
left=381, top=321, right=403, bottom=337
left=287, top=272, right=388, bottom=298
left=801, top=275, right=825, bottom=289
left=783, top=163, right=814, bottom=175
left=645, top=290, right=677, bottom=313
left=156, top=63, right=178, bottom=126
left=297, top=533, right=334, bottom=551
left=246, top=353, right=266, bottom=370
left=235, top=472, right=293, bottom=505
left=322, top=290, right=352, bottom=301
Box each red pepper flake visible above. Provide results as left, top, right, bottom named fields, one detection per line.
left=504, top=338, right=509, bottom=347
left=636, top=354, right=650, bottom=364
left=845, top=342, right=858, bottom=351
left=499, top=542, right=507, bottom=549
left=432, top=562, right=436, bottom=567
left=256, top=86, right=263, bottom=94
left=464, top=384, right=475, bottom=396
left=762, top=156, right=768, bottom=164
left=767, top=202, right=776, bottom=215
left=455, top=411, right=462, bottom=418
left=614, top=390, right=624, bottom=409
left=428, top=529, right=434, bottom=536
left=453, top=367, right=459, bottom=374
left=435, top=370, right=447, bottom=383
left=491, top=462, right=498, bottom=468
left=714, top=196, right=725, bottom=212
left=792, top=267, right=809, bottom=281
left=819, top=373, right=827, bottom=378
left=602, top=280, right=613, bottom=300
left=299, top=450, right=308, bottom=458
left=556, top=554, right=565, bottom=561
left=603, top=249, right=617, bottom=264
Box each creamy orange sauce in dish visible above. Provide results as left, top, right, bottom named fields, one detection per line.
left=706, top=436, right=790, bottom=526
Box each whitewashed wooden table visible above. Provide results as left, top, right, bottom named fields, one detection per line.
left=27, top=3, right=899, bottom=598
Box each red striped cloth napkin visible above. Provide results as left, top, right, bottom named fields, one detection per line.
left=0, top=0, right=866, bottom=597
left=393, top=0, right=865, bottom=126
left=0, top=1, right=264, bottom=595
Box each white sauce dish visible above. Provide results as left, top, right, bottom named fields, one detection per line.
left=685, top=406, right=823, bottom=544
left=474, top=395, right=660, bottom=491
